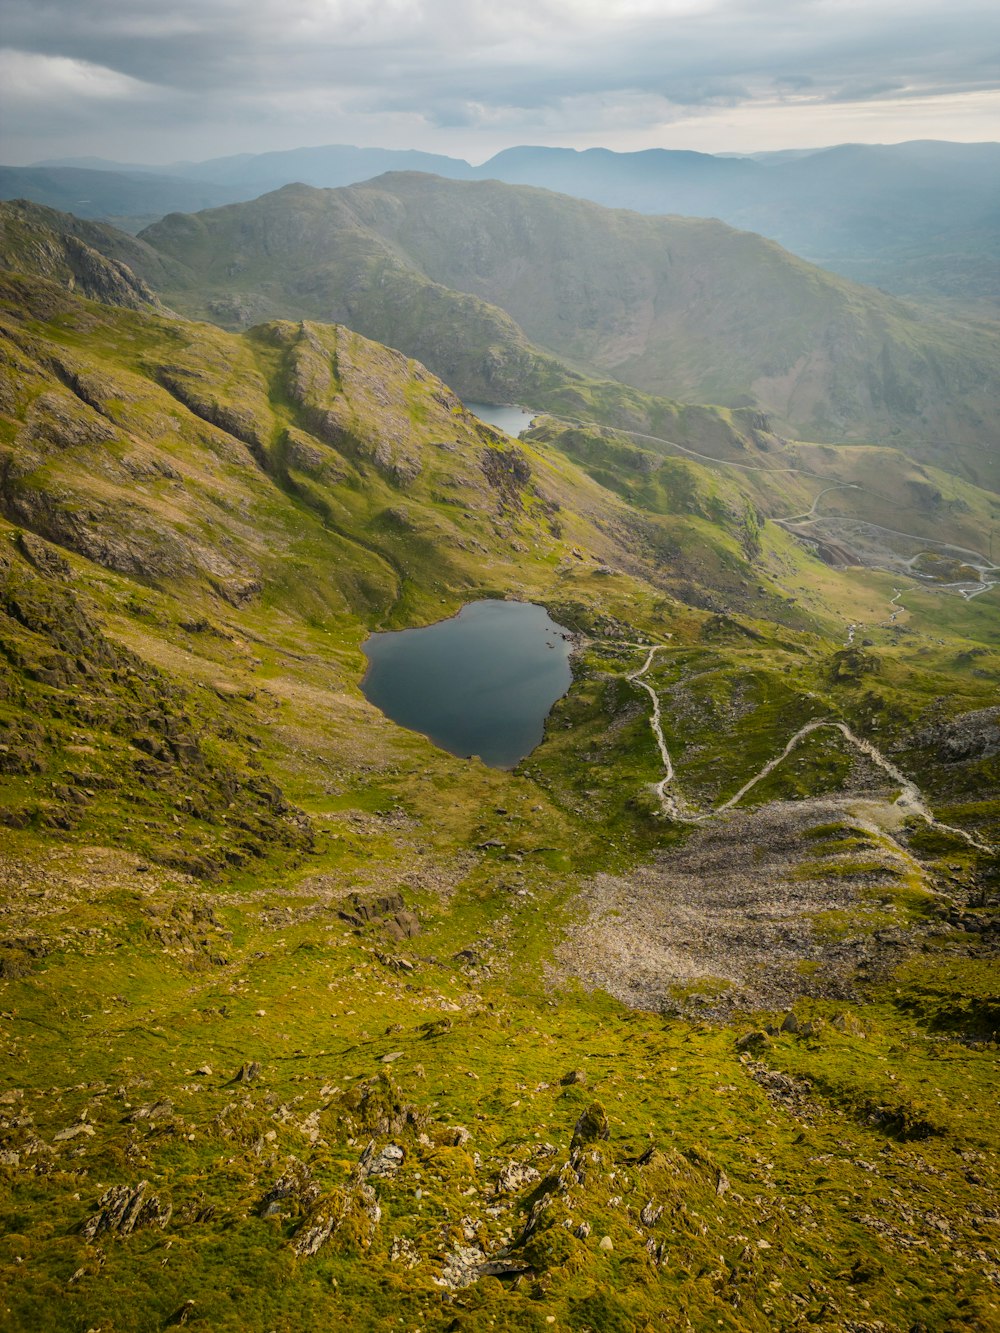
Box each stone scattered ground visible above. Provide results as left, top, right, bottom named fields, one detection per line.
left=552, top=795, right=934, bottom=1018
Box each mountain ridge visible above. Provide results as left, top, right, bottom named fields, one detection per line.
left=9, top=138, right=998, bottom=305
left=132, top=174, right=1000, bottom=474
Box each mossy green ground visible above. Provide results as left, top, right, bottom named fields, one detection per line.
left=2, top=832, right=997, bottom=1331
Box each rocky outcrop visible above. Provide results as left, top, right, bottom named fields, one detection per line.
left=81, top=1182, right=172, bottom=1239
left=481, top=442, right=531, bottom=511
left=913, top=707, right=1000, bottom=763
left=291, top=1182, right=381, bottom=1257
left=60, top=235, right=161, bottom=312
left=280, top=325, right=423, bottom=485
left=0, top=202, right=162, bottom=312
left=257, top=1152, right=383, bottom=1259
left=337, top=891, right=419, bottom=941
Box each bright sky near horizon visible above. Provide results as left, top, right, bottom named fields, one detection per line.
left=0, top=0, right=997, bottom=164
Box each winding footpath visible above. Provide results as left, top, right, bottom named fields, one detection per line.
left=621, top=428, right=833, bottom=482
left=883, top=586, right=911, bottom=625
left=611, top=420, right=999, bottom=601
left=626, top=643, right=686, bottom=820
left=780, top=483, right=861, bottom=524
left=626, top=644, right=992, bottom=852
left=556, top=409, right=994, bottom=848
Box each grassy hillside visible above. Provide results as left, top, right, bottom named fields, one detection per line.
left=478, top=142, right=1000, bottom=312
left=526, top=415, right=1000, bottom=576
left=0, top=261, right=998, bottom=1330
left=0, top=200, right=823, bottom=477
left=135, top=175, right=1000, bottom=473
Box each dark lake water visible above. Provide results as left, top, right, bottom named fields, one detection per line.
left=361, top=600, right=573, bottom=768
left=465, top=402, right=536, bottom=437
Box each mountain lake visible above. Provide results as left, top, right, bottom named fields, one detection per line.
left=465, top=402, right=536, bottom=436
left=360, top=600, right=574, bottom=768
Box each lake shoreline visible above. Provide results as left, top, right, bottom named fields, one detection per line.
left=360, top=599, right=575, bottom=769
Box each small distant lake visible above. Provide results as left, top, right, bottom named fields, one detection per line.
left=361, top=600, right=573, bottom=769
left=465, top=402, right=536, bottom=437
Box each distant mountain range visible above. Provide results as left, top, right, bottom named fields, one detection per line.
left=0, top=164, right=239, bottom=229
left=5, top=163, right=1000, bottom=486
left=5, top=140, right=998, bottom=308
left=32, top=144, right=475, bottom=190
left=125, top=173, right=1000, bottom=475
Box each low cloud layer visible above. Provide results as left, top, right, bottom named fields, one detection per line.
left=1, top=0, right=997, bottom=162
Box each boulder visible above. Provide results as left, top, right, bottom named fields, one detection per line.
left=570, top=1102, right=610, bottom=1150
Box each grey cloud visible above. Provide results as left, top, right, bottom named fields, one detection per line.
left=0, top=0, right=997, bottom=160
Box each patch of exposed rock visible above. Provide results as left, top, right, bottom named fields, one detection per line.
left=338, top=890, right=419, bottom=941
left=82, top=1181, right=172, bottom=1238
left=552, top=797, right=927, bottom=1018
left=495, top=1159, right=541, bottom=1194
left=912, top=707, right=1000, bottom=763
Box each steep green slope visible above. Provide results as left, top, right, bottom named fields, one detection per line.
left=0, top=272, right=635, bottom=624
left=0, top=273, right=998, bottom=1333
left=527, top=415, right=1000, bottom=584
left=476, top=141, right=1000, bottom=312
left=136, top=176, right=1000, bottom=471
left=0, top=199, right=191, bottom=304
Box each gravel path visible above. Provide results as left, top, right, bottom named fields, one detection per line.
left=626, top=645, right=992, bottom=852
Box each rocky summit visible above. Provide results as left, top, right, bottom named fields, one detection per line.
left=0, top=186, right=997, bottom=1333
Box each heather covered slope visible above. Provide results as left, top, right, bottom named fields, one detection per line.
left=0, top=267, right=998, bottom=1330
left=137, top=175, right=1000, bottom=469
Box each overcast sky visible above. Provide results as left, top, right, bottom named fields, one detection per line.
left=1, top=0, right=997, bottom=165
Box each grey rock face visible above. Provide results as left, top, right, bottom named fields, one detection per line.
left=81, top=1182, right=172, bottom=1239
